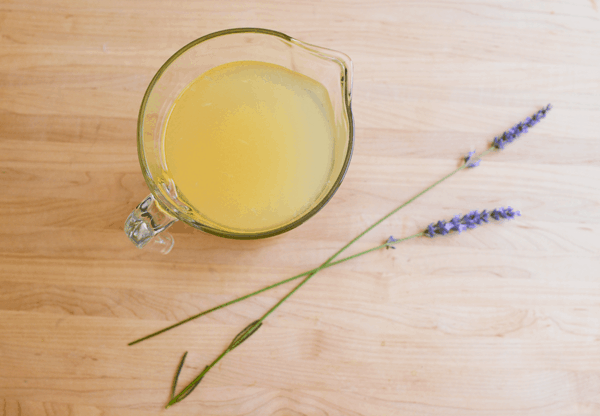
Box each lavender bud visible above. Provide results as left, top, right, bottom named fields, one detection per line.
left=492, top=104, right=551, bottom=150
left=464, top=150, right=481, bottom=168
left=426, top=224, right=436, bottom=238
left=436, top=220, right=449, bottom=236
left=480, top=210, right=490, bottom=223
left=425, top=207, right=520, bottom=238
left=386, top=236, right=399, bottom=249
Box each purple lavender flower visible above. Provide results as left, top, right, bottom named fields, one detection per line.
left=490, top=206, right=520, bottom=220
left=386, top=236, right=398, bottom=249
left=425, top=207, right=520, bottom=238
left=492, top=104, right=552, bottom=150
left=464, top=151, right=481, bottom=168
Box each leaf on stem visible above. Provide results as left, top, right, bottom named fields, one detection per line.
left=171, top=351, right=188, bottom=399
left=229, top=320, right=263, bottom=351
left=177, top=366, right=209, bottom=401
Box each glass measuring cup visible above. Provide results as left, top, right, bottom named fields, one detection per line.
left=125, top=28, right=354, bottom=254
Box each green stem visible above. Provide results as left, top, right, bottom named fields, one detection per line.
left=166, top=233, right=421, bottom=407
left=129, top=233, right=422, bottom=346
left=254, top=149, right=496, bottom=322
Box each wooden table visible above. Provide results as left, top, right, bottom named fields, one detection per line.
left=2, top=1, right=599, bottom=415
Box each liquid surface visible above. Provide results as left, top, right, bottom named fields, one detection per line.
left=163, top=61, right=336, bottom=232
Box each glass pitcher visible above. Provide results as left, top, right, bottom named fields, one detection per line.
left=124, top=28, right=354, bottom=254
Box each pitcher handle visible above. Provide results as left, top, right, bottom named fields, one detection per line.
left=125, top=194, right=177, bottom=254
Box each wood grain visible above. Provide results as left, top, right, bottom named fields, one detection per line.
left=1, top=0, right=600, bottom=415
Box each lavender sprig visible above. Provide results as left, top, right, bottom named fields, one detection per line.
left=465, top=104, right=552, bottom=169
left=425, top=207, right=520, bottom=238
left=492, top=104, right=552, bottom=150
left=464, top=151, right=481, bottom=168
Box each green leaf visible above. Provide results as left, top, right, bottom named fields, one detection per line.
left=171, top=351, right=188, bottom=399
left=229, top=320, right=262, bottom=350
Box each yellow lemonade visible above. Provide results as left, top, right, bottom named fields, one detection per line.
left=163, top=61, right=337, bottom=233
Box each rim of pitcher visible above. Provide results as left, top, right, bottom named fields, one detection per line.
left=136, top=27, right=354, bottom=239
